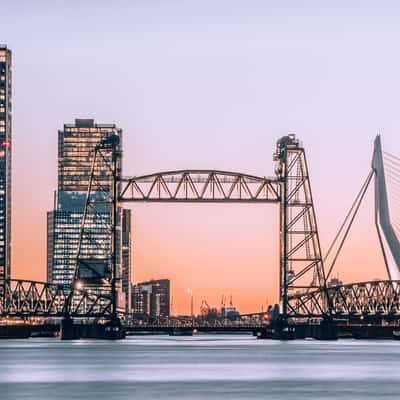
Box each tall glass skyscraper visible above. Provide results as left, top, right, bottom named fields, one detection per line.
left=57, top=119, right=118, bottom=192
left=47, top=119, right=132, bottom=311
left=0, top=45, right=12, bottom=294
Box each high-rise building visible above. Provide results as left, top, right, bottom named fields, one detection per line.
left=0, top=45, right=12, bottom=294
left=47, top=191, right=112, bottom=286
left=58, top=118, right=119, bottom=192
left=47, top=119, right=132, bottom=311
left=132, top=279, right=170, bottom=320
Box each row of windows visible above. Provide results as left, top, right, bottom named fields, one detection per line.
left=64, top=128, right=117, bottom=133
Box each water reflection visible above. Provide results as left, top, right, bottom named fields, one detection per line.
left=0, top=335, right=399, bottom=399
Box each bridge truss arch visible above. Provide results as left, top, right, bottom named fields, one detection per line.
left=119, top=170, right=280, bottom=203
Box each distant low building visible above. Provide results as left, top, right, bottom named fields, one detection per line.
left=327, top=277, right=343, bottom=287
left=221, top=306, right=240, bottom=320
left=132, top=279, right=170, bottom=319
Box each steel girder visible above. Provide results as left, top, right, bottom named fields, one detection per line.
left=288, top=280, right=400, bottom=318
left=0, top=279, right=112, bottom=318
left=119, top=170, right=280, bottom=203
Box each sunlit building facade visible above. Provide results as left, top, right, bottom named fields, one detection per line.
left=58, top=119, right=120, bottom=192
left=47, top=207, right=82, bottom=285
left=132, top=279, right=170, bottom=320
left=0, top=45, right=12, bottom=294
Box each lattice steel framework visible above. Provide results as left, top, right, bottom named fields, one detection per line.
left=289, top=280, right=400, bottom=318
left=120, top=170, right=279, bottom=203
left=5, top=278, right=400, bottom=320
left=68, top=134, right=122, bottom=319
left=274, top=135, right=327, bottom=318
left=0, top=279, right=112, bottom=317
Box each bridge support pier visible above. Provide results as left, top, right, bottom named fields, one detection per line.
left=274, top=317, right=297, bottom=340
left=60, top=316, right=126, bottom=340
left=60, top=316, right=80, bottom=340
left=256, top=316, right=337, bottom=340
left=103, top=317, right=126, bottom=340
left=256, top=317, right=296, bottom=340
left=312, top=318, right=337, bottom=340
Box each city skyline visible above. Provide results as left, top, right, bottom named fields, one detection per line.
left=4, top=2, right=400, bottom=313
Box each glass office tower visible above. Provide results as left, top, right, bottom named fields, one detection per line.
left=47, top=119, right=132, bottom=311
left=57, top=119, right=118, bottom=192
left=0, top=45, right=12, bottom=294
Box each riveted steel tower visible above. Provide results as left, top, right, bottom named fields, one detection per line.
left=274, top=135, right=327, bottom=318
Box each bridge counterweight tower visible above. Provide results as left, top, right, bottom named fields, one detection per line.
left=275, top=135, right=327, bottom=318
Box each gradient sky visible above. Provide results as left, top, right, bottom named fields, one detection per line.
left=3, top=1, right=400, bottom=314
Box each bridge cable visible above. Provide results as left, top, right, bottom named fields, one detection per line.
left=381, top=163, right=400, bottom=252
left=384, top=151, right=400, bottom=163
left=323, top=169, right=373, bottom=263
left=325, top=169, right=374, bottom=281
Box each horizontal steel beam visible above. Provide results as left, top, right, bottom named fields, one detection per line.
left=119, top=198, right=279, bottom=203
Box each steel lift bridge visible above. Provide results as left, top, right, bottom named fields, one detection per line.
left=2, top=134, right=400, bottom=325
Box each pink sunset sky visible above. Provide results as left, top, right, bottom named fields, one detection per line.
left=3, top=1, right=400, bottom=313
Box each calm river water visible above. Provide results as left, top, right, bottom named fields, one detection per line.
left=0, top=335, right=399, bottom=399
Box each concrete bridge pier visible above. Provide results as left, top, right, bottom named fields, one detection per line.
left=256, top=316, right=338, bottom=340
left=312, top=318, right=338, bottom=340
left=60, top=316, right=126, bottom=340
left=255, top=317, right=296, bottom=340
left=60, top=316, right=80, bottom=340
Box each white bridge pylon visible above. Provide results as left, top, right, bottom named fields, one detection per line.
left=373, top=135, right=400, bottom=281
